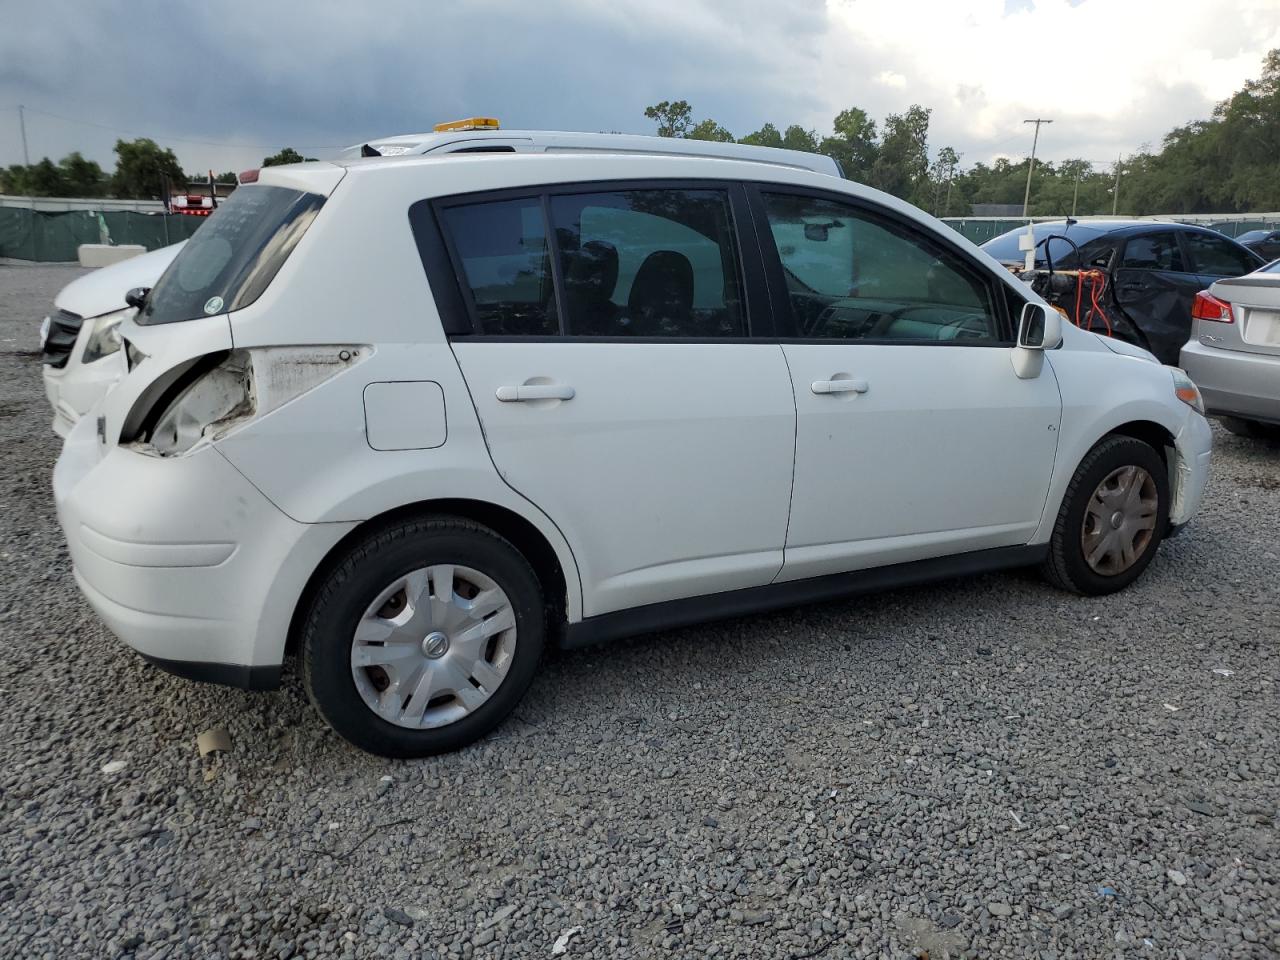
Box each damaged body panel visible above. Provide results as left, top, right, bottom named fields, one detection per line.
left=983, top=221, right=1263, bottom=365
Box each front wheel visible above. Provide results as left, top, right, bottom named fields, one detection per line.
left=301, top=516, right=545, bottom=757
left=1040, top=435, right=1170, bottom=596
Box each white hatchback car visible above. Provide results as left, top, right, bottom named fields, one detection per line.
left=54, top=153, right=1213, bottom=757
left=38, top=128, right=838, bottom=435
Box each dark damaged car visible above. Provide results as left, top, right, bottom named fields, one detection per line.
left=982, top=220, right=1264, bottom=364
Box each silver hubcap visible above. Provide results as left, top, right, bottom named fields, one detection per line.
left=350, top=565, right=517, bottom=730
left=1081, top=465, right=1159, bottom=575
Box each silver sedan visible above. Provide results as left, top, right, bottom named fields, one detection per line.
left=1180, top=260, right=1280, bottom=440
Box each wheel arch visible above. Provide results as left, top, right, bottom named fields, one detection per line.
left=285, top=498, right=575, bottom=657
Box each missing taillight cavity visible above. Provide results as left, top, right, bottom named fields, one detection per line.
left=127, top=346, right=371, bottom=457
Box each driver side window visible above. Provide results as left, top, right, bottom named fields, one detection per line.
left=761, top=192, right=1000, bottom=342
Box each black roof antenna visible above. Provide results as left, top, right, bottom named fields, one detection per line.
left=360, top=144, right=382, bottom=158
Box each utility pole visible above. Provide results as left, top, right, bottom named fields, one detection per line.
left=17, top=105, right=32, bottom=208
left=1111, top=155, right=1123, bottom=215
left=1071, top=167, right=1082, bottom=217
left=944, top=161, right=955, bottom=218
left=17, top=105, right=30, bottom=167
left=1021, top=118, right=1052, bottom=218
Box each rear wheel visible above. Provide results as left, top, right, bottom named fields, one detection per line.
left=1220, top=416, right=1280, bottom=441
left=1041, top=435, right=1169, bottom=596
left=302, top=516, right=544, bottom=757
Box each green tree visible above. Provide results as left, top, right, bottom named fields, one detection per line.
left=58, top=152, right=106, bottom=197
left=871, top=105, right=931, bottom=202
left=738, top=122, right=783, bottom=148
left=111, top=138, right=186, bottom=199
left=643, top=101, right=693, bottom=138
left=262, top=147, right=313, bottom=167
left=687, top=118, right=735, bottom=142
left=820, top=107, right=878, bottom=180
left=780, top=125, right=819, bottom=153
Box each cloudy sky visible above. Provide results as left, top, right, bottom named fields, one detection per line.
left=3, top=0, right=1278, bottom=176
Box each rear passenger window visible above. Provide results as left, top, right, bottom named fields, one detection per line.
left=438, top=197, right=558, bottom=335
left=1120, top=233, right=1185, bottom=272
left=548, top=190, right=745, bottom=337
left=761, top=192, right=999, bottom=342
left=1182, top=232, right=1257, bottom=277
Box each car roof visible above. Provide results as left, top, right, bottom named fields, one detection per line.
left=335, top=128, right=842, bottom=177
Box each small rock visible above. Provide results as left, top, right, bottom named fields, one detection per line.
left=383, top=907, right=414, bottom=927
left=987, top=903, right=1013, bottom=918
left=1167, top=870, right=1187, bottom=886
left=1052, top=905, right=1075, bottom=920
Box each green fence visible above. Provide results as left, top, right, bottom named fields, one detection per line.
left=0, top=207, right=205, bottom=262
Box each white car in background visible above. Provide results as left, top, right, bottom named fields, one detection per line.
left=54, top=150, right=1212, bottom=758
left=38, top=122, right=839, bottom=435
left=40, top=242, right=184, bottom=436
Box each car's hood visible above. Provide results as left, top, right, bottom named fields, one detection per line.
left=53, top=241, right=186, bottom=319
left=1096, top=333, right=1159, bottom=364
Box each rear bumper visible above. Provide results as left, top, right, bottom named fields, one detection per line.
left=54, top=414, right=356, bottom=688
left=1180, top=339, right=1280, bottom=425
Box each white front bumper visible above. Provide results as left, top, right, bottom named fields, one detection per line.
left=1170, top=409, right=1213, bottom=528
left=42, top=351, right=122, bottom=438
left=53, top=414, right=356, bottom=686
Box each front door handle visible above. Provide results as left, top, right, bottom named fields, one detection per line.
left=495, top=383, right=576, bottom=402
left=811, top=378, right=869, bottom=396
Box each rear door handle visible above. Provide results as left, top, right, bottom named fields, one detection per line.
left=811, top=378, right=869, bottom=395
left=495, top=383, right=576, bottom=402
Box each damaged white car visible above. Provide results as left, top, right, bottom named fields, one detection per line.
left=55, top=151, right=1212, bottom=758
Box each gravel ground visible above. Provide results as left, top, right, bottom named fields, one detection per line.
left=1, top=262, right=1277, bottom=960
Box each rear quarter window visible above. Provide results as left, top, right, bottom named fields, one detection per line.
left=138, top=185, right=324, bottom=325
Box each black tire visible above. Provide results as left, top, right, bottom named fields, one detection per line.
left=301, top=515, right=544, bottom=758
left=1040, top=435, right=1170, bottom=596
left=1219, top=416, right=1280, bottom=441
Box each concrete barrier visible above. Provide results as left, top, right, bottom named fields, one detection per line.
left=77, top=244, right=147, bottom=268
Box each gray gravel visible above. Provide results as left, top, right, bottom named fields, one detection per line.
left=1, top=262, right=1278, bottom=959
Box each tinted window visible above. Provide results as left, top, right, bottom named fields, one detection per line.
left=439, top=197, right=558, bottom=335
left=980, top=224, right=1105, bottom=266
left=763, top=193, right=999, bottom=342
left=1183, top=231, right=1258, bottom=277
left=139, top=185, right=323, bottom=325
left=549, top=189, right=744, bottom=337
left=1119, top=232, right=1185, bottom=271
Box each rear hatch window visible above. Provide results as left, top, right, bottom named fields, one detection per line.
left=137, top=185, right=324, bottom=325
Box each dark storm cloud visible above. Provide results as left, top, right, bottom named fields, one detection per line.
left=0, top=0, right=831, bottom=170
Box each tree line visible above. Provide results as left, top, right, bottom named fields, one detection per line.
left=3, top=48, right=1274, bottom=214
left=645, top=48, right=1278, bottom=216
left=0, top=140, right=315, bottom=200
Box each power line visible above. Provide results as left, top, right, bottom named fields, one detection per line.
left=8, top=104, right=346, bottom=151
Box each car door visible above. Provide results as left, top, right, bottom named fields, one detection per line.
left=748, top=187, right=1061, bottom=582
left=420, top=183, right=796, bottom=617
left=1110, top=230, right=1205, bottom=363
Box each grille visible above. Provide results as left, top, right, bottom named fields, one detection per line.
left=42, top=309, right=83, bottom=369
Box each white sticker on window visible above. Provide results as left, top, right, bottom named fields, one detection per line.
left=203, top=296, right=225, bottom=315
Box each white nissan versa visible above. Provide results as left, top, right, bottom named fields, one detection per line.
left=53, top=152, right=1213, bottom=757
left=38, top=127, right=838, bottom=435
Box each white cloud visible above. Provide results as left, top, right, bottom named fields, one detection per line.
left=874, top=70, right=908, bottom=88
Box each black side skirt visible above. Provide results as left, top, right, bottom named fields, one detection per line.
left=140, top=653, right=281, bottom=691
left=562, top=544, right=1048, bottom=650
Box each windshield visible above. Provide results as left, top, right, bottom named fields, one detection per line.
left=981, top=223, right=1107, bottom=266
left=138, top=185, right=324, bottom=325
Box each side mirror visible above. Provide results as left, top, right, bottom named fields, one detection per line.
left=124, top=287, right=150, bottom=310
left=1012, top=302, right=1062, bottom=379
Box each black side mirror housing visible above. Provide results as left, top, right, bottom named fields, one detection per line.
left=125, top=287, right=150, bottom=310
